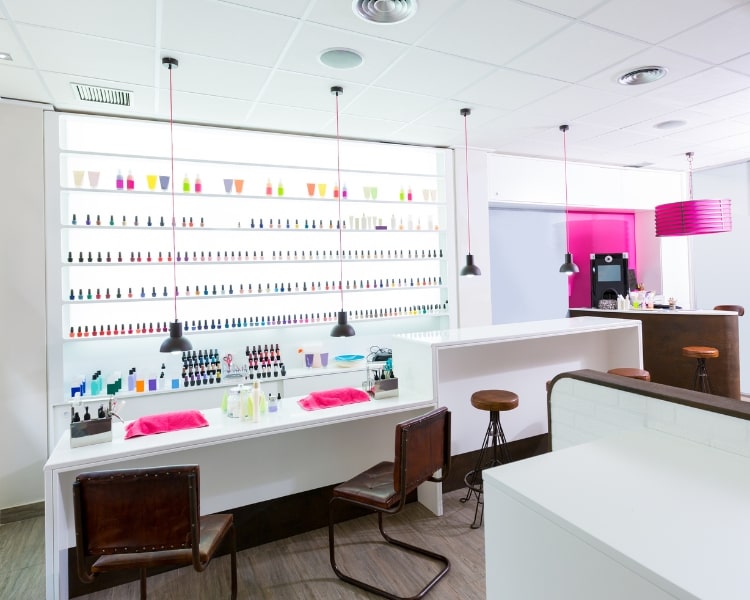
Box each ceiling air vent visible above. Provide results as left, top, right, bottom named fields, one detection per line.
left=71, top=83, right=132, bottom=106
left=352, top=0, right=417, bottom=24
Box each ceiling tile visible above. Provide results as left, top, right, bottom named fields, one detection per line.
left=17, top=24, right=154, bottom=86
left=662, top=5, right=750, bottom=64
left=375, top=48, right=496, bottom=98
left=2, top=0, right=157, bottom=45
left=518, top=0, right=608, bottom=18
left=162, top=0, right=297, bottom=67
left=625, top=107, right=717, bottom=135
left=245, top=102, right=330, bottom=135
left=260, top=70, right=366, bottom=112
left=455, top=68, right=567, bottom=111
left=507, top=22, right=648, bottom=82
left=0, top=64, right=51, bottom=102
left=583, top=0, right=747, bottom=44
left=308, top=0, right=461, bottom=45
left=664, top=119, right=750, bottom=145
left=580, top=46, right=712, bottom=95
left=388, top=123, right=463, bottom=148
left=723, top=52, right=750, bottom=76
left=581, top=95, right=682, bottom=129
left=683, top=87, right=750, bottom=119
left=585, top=128, right=654, bottom=149
left=644, top=67, right=750, bottom=107
left=337, top=113, right=405, bottom=140
left=278, top=22, right=406, bottom=85
left=344, top=87, right=440, bottom=122
left=157, top=89, right=252, bottom=127
left=418, top=0, right=571, bottom=66
left=159, top=53, right=270, bottom=100
left=216, top=0, right=312, bottom=19
left=522, top=84, right=627, bottom=120
left=0, top=18, right=32, bottom=67
left=413, top=101, right=508, bottom=130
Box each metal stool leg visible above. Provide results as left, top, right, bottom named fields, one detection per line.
left=461, top=411, right=510, bottom=528
left=695, top=358, right=711, bottom=394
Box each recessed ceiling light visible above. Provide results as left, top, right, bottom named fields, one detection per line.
left=319, top=48, right=363, bottom=70
left=654, top=119, right=687, bottom=130
left=352, top=0, right=418, bottom=24
left=0, top=52, right=13, bottom=61
left=617, top=66, right=668, bottom=86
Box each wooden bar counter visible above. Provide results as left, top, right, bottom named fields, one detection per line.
left=569, top=308, right=741, bottom=399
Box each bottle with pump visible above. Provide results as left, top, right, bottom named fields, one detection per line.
left=249, top=380, right=263, bottom=422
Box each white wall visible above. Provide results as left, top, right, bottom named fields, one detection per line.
left=0, top=101, right=48, bottom=509
left=692, top=162, right=750, bottom=393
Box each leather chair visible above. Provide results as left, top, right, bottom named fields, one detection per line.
left=714, top=304, right=745, bottom=316
left=329, top=406, right=451, bottom=600
left=73, top=465, right=237, bottom=599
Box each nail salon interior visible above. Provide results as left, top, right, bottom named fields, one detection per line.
left=3, top=1, right=750, bottom=599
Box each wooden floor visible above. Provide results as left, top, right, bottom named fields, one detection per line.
left=0, top=489, right=486, bottom=599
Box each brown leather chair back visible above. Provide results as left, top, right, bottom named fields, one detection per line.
left=74, top=465, right=199, bottom=557
left=393, top=406, right=451, bottom=497
left=714, top=304, right=745, bottom=316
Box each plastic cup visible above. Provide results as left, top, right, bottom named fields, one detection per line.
left=364, top=186, right=371, bottom=200
left=159, top=175, right=170, bottom=190
left=422, top=188, right=429, bottom=201
left=223, top=178, right=233, bottom=193
left=320, top=352, right=329, bottom=367
left=73, top=170, right=84, bottom=187
left=234, top=179, right=244, bottom=194
left=146, top=174, right=157, bottom=190
left=306, top=182, right=316, bottom=196
left=317, top=183, right=327, bottom=197
left=135, top=379, right=145, bottom=393
left=370, top=187, right=377, bottom=200
left=430, top=189, right=437, bottom=201
left=87, top=171, right=100, bottom=188
left=304, top=353, right=314, bottom=368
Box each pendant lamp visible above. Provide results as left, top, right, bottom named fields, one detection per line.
left=654, top=152, right=732, bottom=237
left=160, top=57, right=192, bottom=353
left=330, top=86, right=355, bottom=337
left=558, top=124, right=579, bottom=275
left=459, top=108, right=481, bottom=277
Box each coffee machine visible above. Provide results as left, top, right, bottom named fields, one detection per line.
left=590, top=253, right=629, bottom=308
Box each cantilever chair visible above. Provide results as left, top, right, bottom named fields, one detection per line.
left=329, top=406, right=451, bottom=600
left=73, top=465, right=237, bottom=599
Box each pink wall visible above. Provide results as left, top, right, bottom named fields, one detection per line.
left=567, top=211, right=637, bottom=308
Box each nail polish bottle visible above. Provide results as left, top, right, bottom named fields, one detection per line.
left=109, top=215, right=115, bottom=226
left=399, top=186, right=405, bottom=201
left=71, top=214, right=77, bottom=225
left=85, top=214, right=91, bottom=226
left=96, top=214, right=101, bottom=225
left=277, top=180, right=284, bottom=196
left=266, top=179, right=272, bottom=195
left=189, top=217, right=194, bottom=227
left=126, top=170, right=134, bottom=190
left=116, top=170, right=124, bottom=190
left=160, top=216, right=165, bottom=226
left=95, top=288, right=101, bottom=300
left=67, top=251, right=73, bottom=263
left=151, top=286, right=157, bottom=298
left=140, top=287, right=145, bottom=298
left=342, top=184, right=348, bottom=199
left=195, top=174, right=202, bottom=193
left=407, top=186, right=413, bottom=201
left=122, top=215, right=127, bottom=226
left=147, top=216, right=152, bottom=227
left=87, top=251, right=93, bottom=263
left=128, top=287, right=133, bottom=298
left=183, top=174, right=190, bottom=192
left=134, top=215, right=139, bottom=226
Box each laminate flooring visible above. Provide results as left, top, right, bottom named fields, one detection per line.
left=0, top=488, right=486, bottom=599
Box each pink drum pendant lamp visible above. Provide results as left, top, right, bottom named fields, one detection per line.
left=655, top=152, right=732, bottom=237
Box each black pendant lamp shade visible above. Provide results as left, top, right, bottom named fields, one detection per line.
left=460, top=108, right=481, bottom=277
left=160, top=321, right=192, bottom=353
left=160, top=56, right=192, bottom=353
left=331, top=310, right=356, bottom=337
left=330, top=85, right=355, bottom=337
left=558, top=124, right=579, bottom=276
left=460, top=254, right=481, bottom=277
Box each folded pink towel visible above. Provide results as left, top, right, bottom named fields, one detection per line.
left=297, top=387, right=370, bottom=411
left=125, top=410, right=209, bottom=439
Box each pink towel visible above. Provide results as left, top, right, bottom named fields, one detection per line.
left=297, top=387, right=370, bottom=411
left=125, top=410, right=209, bottom=439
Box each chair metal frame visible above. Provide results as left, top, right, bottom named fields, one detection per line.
left=73, top=465, right=237, bottom=599
left=328, top=407, right=451, bottom=600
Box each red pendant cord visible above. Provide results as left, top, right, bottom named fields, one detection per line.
left=562, top=127, right=570, bottom=253
left=464, top=113, right=471, bottom=255
left=168, top=65, right=177, bottom=322
left=335, top=91, right=344, bottom=312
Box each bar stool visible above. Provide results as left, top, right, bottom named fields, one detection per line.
left=607, top=367, right=651, bottom=381
left=460, top=389, right=518, bottom=529
left=682, top=346, right=719, bottom=393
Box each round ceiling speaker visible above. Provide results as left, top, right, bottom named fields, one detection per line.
left=352, top=0, right=418, bottom=24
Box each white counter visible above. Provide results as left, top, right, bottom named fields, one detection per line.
left=573, top=307, right=739, bottom=316
left=392, top=316, right=642, bottom=452
left=484, top=428, right=750, bottom=599
left=44, top=394, right=433, bottom=600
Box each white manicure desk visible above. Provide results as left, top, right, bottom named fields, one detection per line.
left=43, top=394, right=433, bottom=600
